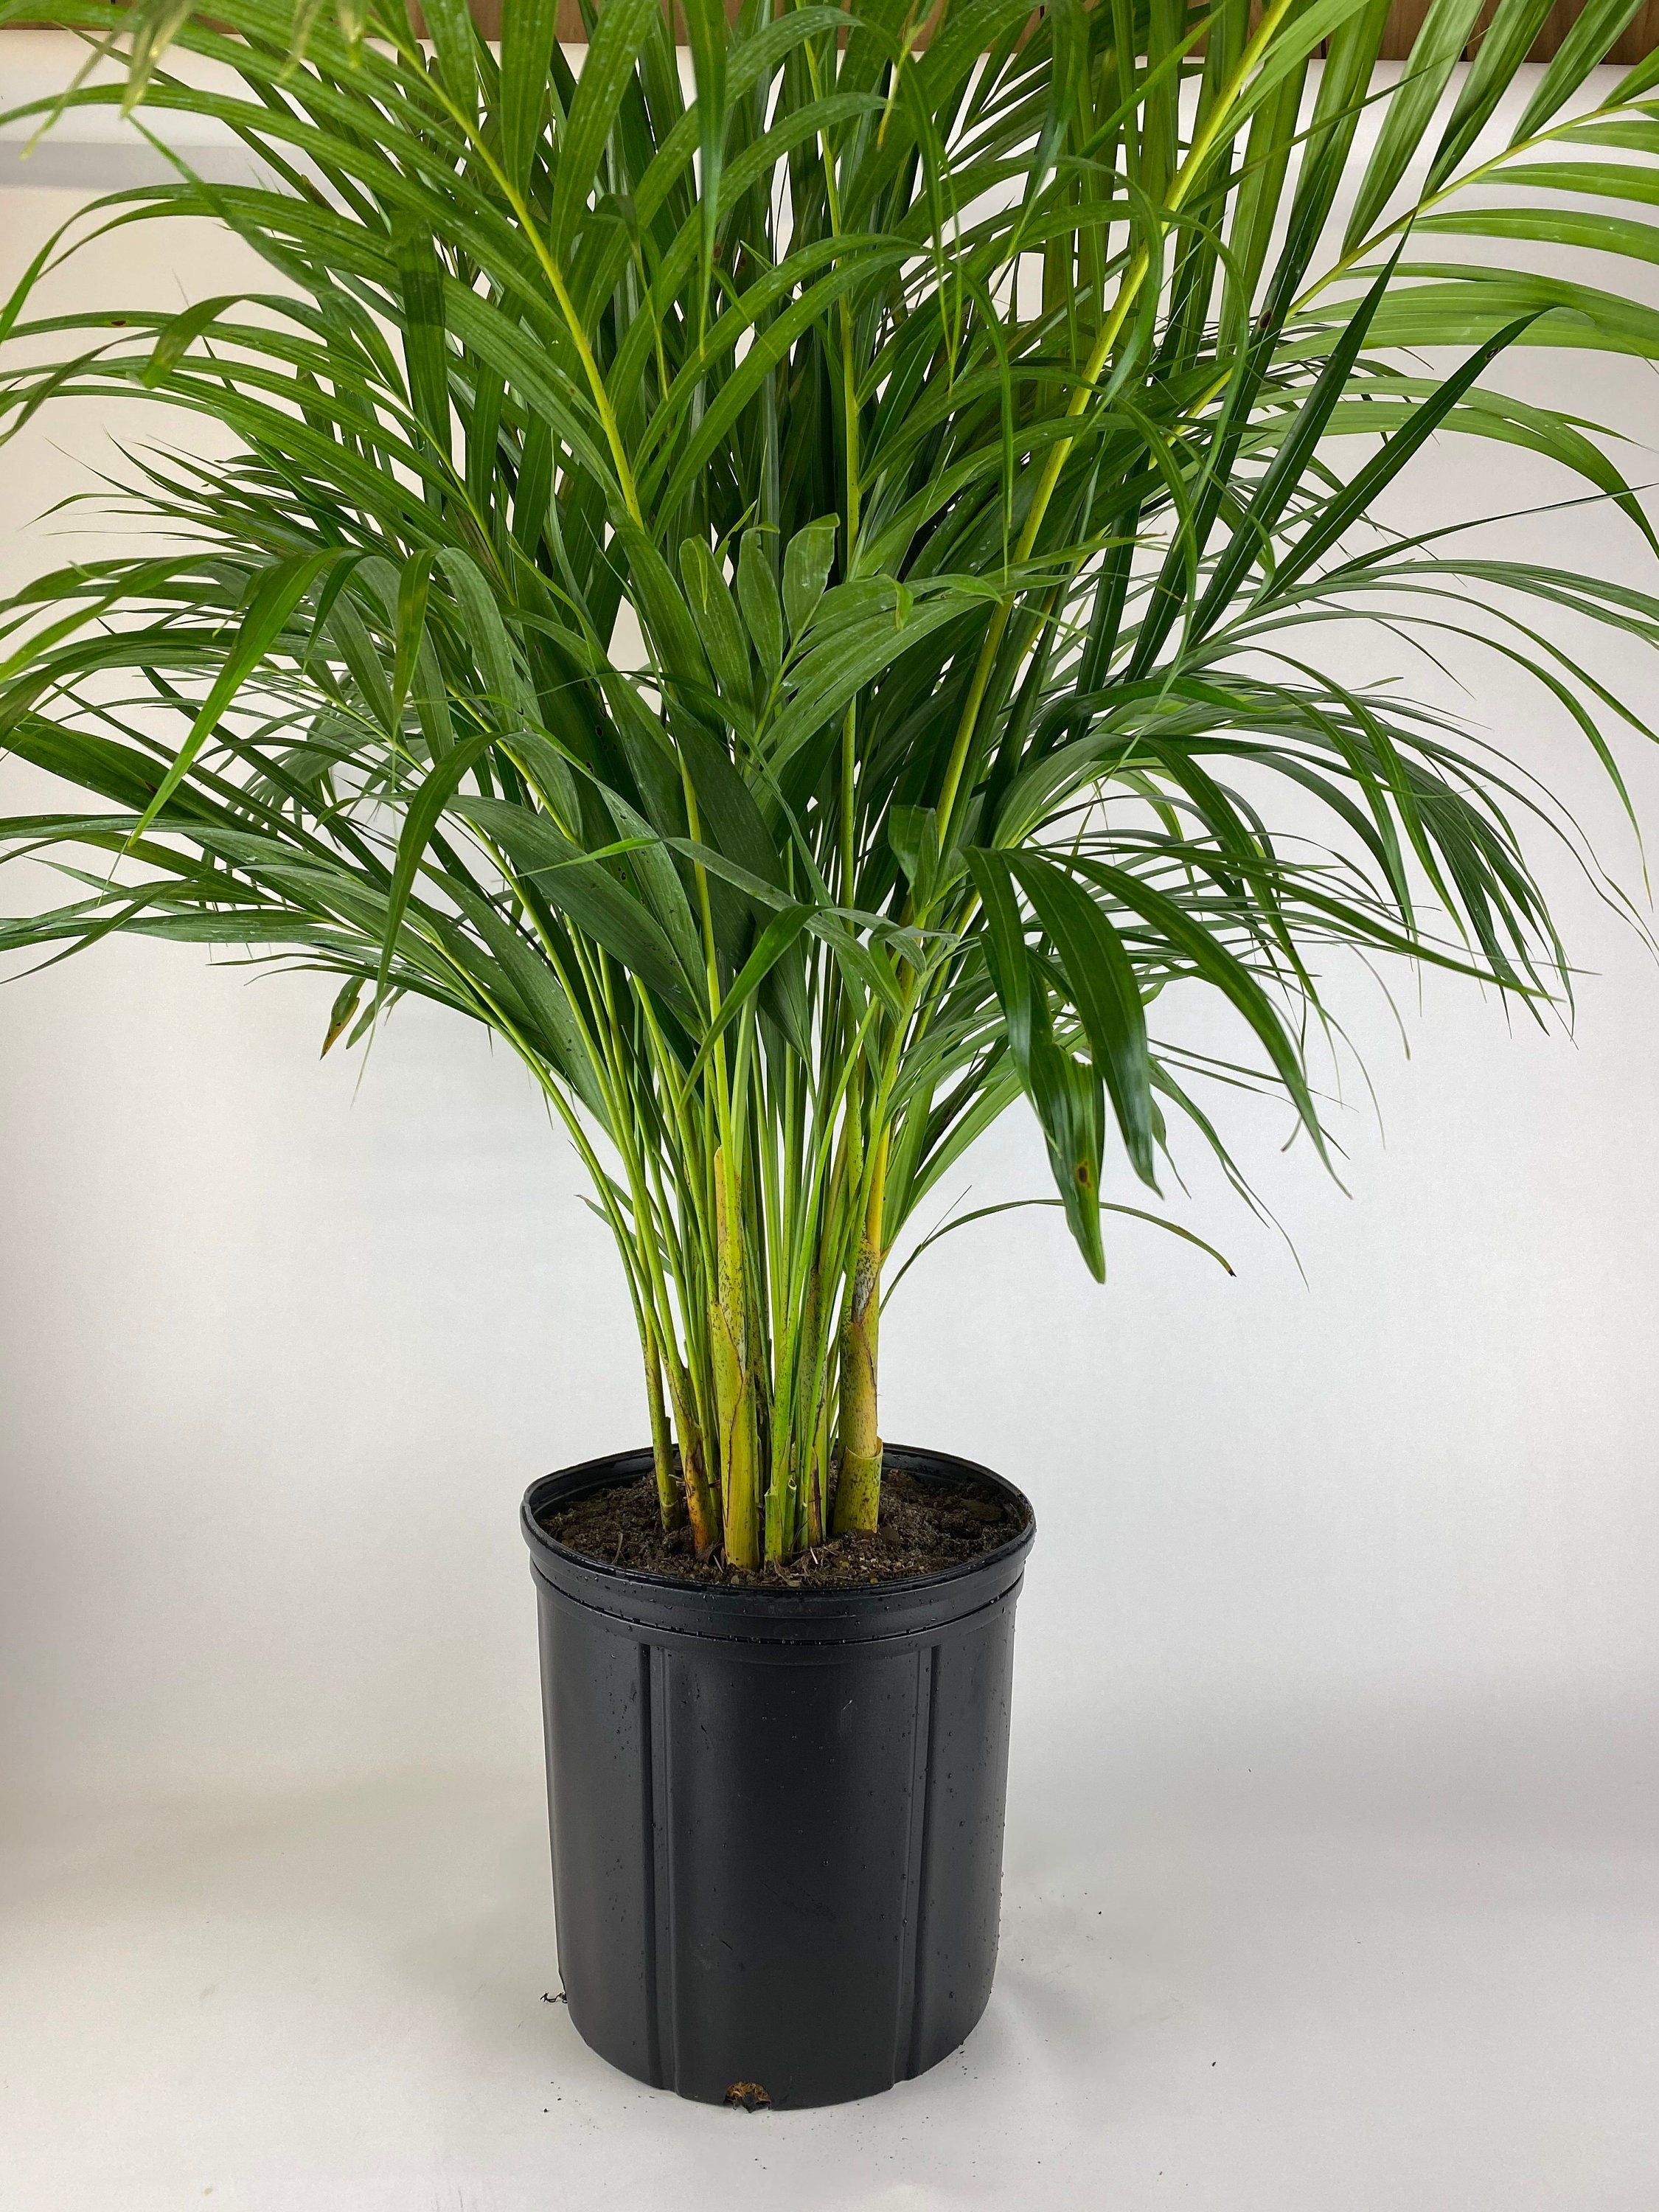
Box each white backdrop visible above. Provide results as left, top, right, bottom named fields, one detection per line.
left=2, top=48, right=1657, bottom=2210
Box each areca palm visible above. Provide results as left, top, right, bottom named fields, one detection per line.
left=3, top=0, right=1658, bottom=1565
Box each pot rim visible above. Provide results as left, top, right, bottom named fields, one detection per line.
left=521, top=1441, right=1035, bottom=1644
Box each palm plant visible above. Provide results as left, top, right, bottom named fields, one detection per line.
left=3, top=0, right=1658, bottom=1569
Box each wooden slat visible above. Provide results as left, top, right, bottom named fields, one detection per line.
left=7, top=0, right=1659, bottom=63
left=1380, top=0, right=1659, bottom=60
left=464, top=0, right=1659, bottom=57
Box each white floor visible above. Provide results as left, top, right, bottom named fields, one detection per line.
left=4, top=1735, right=1655, bottom=2212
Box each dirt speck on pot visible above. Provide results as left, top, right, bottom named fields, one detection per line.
left=540, top=1468, right=1026, bottom=1587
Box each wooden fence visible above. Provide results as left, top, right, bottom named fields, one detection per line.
left=7, top=0, right=1659, bottom=67
left=507, top=0, right=1659, bottom=55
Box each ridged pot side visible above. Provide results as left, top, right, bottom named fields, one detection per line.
left=522, top=1444, right=1035, bottom=2109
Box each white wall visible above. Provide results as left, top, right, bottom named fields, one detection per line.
left=2, top=53, right=1657, bottom=1848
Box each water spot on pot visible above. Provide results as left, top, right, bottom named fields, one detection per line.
left=725, top=2081, right=771, bottom=2112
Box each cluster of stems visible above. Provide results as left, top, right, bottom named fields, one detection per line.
left=596, top=990, right=894, bottom=1569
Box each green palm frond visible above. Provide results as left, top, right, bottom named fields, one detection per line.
left=3, top=0, right=1658, bottom=1562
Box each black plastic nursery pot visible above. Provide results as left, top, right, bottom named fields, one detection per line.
left=521, top=1443, right=1035, bottom=2110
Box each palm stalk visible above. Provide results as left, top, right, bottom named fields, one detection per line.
left=4, top=0, right=1659, bottom=1565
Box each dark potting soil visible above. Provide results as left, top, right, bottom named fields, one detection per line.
left=538, top=1467, right=1025, bottom=1587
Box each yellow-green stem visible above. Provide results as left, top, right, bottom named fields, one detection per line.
left=801, top=1262, right=828, bottom=1549
left=712, top=1145, right=761, bottom=1568
left=643, top=1329, right=684, bottom=1532
left=665, top=1355, right=721, bottom=1559
left=833, top=1126, right=888, bottom=1536
left=809, top=1392, right=830, bottom=1548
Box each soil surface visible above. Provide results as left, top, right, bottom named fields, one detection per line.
left=538, top=1467, right=1026, bottom=1587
